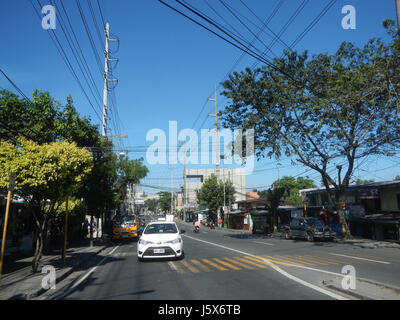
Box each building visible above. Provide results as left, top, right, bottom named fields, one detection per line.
left=183, top=168, right=246, bottom=211
left=300, top=180, right=400, bottom=241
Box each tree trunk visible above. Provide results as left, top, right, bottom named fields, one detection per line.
left=336, top=193, right=351, bottom=239
left=31, top=225, right=43, bottom=273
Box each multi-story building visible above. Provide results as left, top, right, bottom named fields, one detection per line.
left=183, top=168, right=246, bottom=210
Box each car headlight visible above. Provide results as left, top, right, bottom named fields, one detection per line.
left=166, top=238, right=182, bottom=244
left=139, top=239, right=153, bottom=245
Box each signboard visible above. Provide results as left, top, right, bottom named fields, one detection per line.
left=358, top=188, right=379, bottom=199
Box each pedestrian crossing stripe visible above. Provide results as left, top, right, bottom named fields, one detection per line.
left=201, top=258, right=228, bottom=271
left=262, top=255, right=304, bottom=266
left=222, top=257, right=254, bottom=270
left=212, top=258, right=241, bottom=271
left=169, top=254, right=368, bottom=274
left=190, top=259, right=212, bottom=272
left=180, top=260, right=200, bottom=273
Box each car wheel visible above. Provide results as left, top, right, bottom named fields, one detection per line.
left=307, top=233, right=314, bottom=242
left=138, top=257, right=143, bottom=262
left=284, top=231, right=291, bottom=240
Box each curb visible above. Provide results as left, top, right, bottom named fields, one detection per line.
left=323, top=283, right=371, bottom=300
left=9, top=244, right=109, bottom=300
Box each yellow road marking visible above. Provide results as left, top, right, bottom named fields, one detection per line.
left=262, top=255, right=304, bottom=266
left=274, top=255, right=317, bottom=266
left=202, top=259, right=228, bottom=271
left=180, top=260, right=200, bottom=273
left=233, top=256, right=268, bottom=268
left=296, top=255, right=341, bottom=265
left=239, top=256, right=280, bottom=267
left=213, top=258, right=241, bottom=271
left=190, top=259, right=212, bottom=272
left=222, top=257, right=255, bottom=270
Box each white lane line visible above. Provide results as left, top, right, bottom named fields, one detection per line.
left=329, top=253, right=390, bottom=264
left=55, top=245, right=121, bottom=300
left=182, top=234, right=347, bottom=300
left=254, top=241, right=274, bottom=246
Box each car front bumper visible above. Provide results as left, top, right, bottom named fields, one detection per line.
left=137, top=243, right=183, bottom=259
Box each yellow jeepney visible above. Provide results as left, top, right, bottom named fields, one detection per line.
left=112, top=215, right=138, bottom=240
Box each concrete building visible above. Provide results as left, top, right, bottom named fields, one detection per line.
left=183, top=168, right=246, bottom=210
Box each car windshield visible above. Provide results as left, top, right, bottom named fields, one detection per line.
left=114, top=216, right=136, bottom=227
left=307, top=219, right=323, bottom=227
left=144, top=223, right=178, bottom=234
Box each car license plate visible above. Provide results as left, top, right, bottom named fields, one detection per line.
left=154, top=249, right=165, bottom=254
left=324, top=233, right=330, bottom=236
left=122, top=234, right=129, bottom=238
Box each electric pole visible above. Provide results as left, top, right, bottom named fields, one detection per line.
left=208, top=84, right=220, bottom=178
left=101, top=22, right=118, bottom=137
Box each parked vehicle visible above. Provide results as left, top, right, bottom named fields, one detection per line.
left=284, top=217, right=335, bottom=242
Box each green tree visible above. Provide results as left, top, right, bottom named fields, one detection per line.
left=197, top=174, right=236, bottom=223
left=272, top=176, right=316, bottom=206
left=145, top=198, right=159, bottom=213
left=258, top=187, right=285, bottom=231
left=116, top=157, right=149, bottom=204
left=219, top=22, right=400, bottom=238
left=0, top=138, right=93, bottom=272
left=158, top=191, right=175, bottom=213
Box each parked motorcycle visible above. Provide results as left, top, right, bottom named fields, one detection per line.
left=209, top=221, right=215, bottom=229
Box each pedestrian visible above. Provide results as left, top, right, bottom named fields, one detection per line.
left=218, top=217, right=223, bottom=229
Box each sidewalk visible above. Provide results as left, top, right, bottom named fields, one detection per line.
left=322, top=276, right=400, bottom=300
left=0, top=238, right=110, bottom=300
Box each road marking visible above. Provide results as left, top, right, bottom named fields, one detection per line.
left=180, top=260, right=200, bottom=273
left=297, top=255, right=341, bottom=265
left=190, top=259, right=211, bottom=272
left=253, top=241, right=275, bottom=246
left=168, top=261, right=185, bottom=274
left=233, top=256, right=268, bottom=269
left=223, top=257, right=255, bottom=270
left=55, top=244, right=121, bottom=300
left=202, top=258, right=228, bottom=271
left=329, top=253, right=391, bottom=264
left=263, top=255, right=304, bottom=266
left=274, top=255, right=317, bottom=266
left=182, top=234, right=348, bottom=300
left=213, top=258, right=241, bottom=271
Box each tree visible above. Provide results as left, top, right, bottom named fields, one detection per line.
left=354, top=178, right=375, bottom=185
left=116, top=157, right=149, bottom=204
left=145, top=198, right=159, bottom=213
left=158, top=192, right=175, bottom=213
left=0, top=138, right=93, bottom=272
left=258, top=187, right=285, bottom=231
left=197, top=174, right=236, bottom=223
left=219, top=22, right=400, bottom=238
left=272, top=176, right=317, bottom=206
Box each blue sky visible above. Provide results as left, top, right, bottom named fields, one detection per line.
left=0, top=0, right=399, bottom=195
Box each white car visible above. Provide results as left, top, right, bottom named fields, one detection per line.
left=137, top=221, right=184, bottom=261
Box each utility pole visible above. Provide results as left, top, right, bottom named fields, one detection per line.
left=208, top=84, right=220, bottom=178
left=101, top=22, right=118, bottom=137
left=183, top=138, right=187, bottom=221
left=170, top=165, right=173, bottom=214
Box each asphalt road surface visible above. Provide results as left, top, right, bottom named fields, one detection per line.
left=43, top=218, right=400, bottom=300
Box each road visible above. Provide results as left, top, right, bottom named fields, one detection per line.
left=42, top=217, right=400, bottom=301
